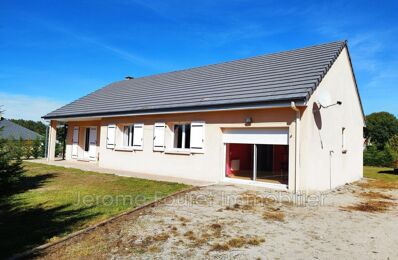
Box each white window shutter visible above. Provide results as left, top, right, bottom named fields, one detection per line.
left=133, top=123, right=144, bottom=150
left=106, top=124, right=116, bottom=149
left=153, top=122, right=165, bottom=151
left=89, top=127, right=97, bottom=160
left=190, top=122, right=205, bottom=150
left=72, top=126, right=79, bottom=158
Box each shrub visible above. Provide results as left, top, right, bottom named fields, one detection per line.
left=23, top=140, right=33, bottom=159
left=32, top=137, right=42, bottom=159
left=363, top=145, right=394, bottom=167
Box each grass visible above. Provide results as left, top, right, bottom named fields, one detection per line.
left=210, top=236, right=265, bottom=251
left=263, top=210, right=285, bottom=222
left=0, top=162, right=189, bottom=258
left=361, top=166, right=398, bottom=189
left=364, top=166, right=398, bottom=181
left=359, top=191, right=393, bottom=200
left=340, top=166, right=397, bottom=213
left=341, top=200, right=396, bottom=213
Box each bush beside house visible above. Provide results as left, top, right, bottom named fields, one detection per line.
left=364, top=112, right=398, bottom=170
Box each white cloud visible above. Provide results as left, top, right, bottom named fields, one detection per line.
left=0, top=92, right=63, bottom=121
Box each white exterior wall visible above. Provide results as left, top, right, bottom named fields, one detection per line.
left=300, top=47, right=364, bottom=191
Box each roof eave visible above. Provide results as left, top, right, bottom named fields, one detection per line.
left=42, top=99, right=307, bottom=121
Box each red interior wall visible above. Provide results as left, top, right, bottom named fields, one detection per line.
left=226, top=143, right=253, bottom=176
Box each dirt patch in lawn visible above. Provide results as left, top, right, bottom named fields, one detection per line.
left=357, top=179, right=398, bottom=190
left=359, top=191, right=394, bottom=200
left=34, top=181, right=398, bottom=259
left=210, top=236, right=265, bottom=251
left=262, top=209, right=285, bottom=222
left=341, top=199, right=396, bottom=213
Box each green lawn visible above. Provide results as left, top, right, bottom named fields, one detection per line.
left=0, top=162, right=189, bottom=258
left=364, top=166, right=398, bottom=182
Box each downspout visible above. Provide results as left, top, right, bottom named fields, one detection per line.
left=291, top=101, right=300, bottom=193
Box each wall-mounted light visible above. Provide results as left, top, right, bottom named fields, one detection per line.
left=245, top=117, right=252, bottom=126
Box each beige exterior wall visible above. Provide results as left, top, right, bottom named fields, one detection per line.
left=300, top=47, right=364, bottom=191
left=65, top=121, right=101, bottom=160
left=62, top=47, right=364, bottom=191
left=65, top=108, right=297, bottom=189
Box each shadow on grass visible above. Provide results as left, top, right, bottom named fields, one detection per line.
left=378, top=170, right=397, bottom=175
left=0, top=173, right=99, bottom=259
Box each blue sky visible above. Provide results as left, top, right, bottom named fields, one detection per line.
left=1, top=0, right=397, bottom=120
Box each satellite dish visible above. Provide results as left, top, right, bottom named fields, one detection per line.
left=317, top=90, right=332, bottom=108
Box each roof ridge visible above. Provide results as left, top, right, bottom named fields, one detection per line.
left=132, top=40, right=347, bottom=81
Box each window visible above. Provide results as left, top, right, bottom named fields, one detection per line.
left=342, top=127, right=347, bottom=153
left=84, top=128, right=90, bottom=152
left=123, top=125, right=134, bottom=147
left=116, top=123, right=144, bottom=150
left=173, top=124, right=191, bottom=149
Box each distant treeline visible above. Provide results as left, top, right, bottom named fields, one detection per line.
left=9, top=119, right=46, bottom=136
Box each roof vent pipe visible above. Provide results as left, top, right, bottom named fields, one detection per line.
left=125, top=76, right=134, bottom=80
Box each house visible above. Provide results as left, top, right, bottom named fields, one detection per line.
left=43, top=41, right=365, bottom=192
left=0, top=117, right=42, bottom=141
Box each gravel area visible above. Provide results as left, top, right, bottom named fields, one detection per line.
left=36, top=180, right=398, bottom=259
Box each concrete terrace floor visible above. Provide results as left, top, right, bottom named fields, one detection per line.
left=30, top=158, right=214, bottom=187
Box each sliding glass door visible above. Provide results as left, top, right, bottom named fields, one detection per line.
left=225, top=143, right=288, bottom=185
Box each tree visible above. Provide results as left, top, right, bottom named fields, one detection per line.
left=365, top=112, right=398, bottom=150
left=387, top=135, right=398, bottom=168
left=0, top=120, right=24, bottom=190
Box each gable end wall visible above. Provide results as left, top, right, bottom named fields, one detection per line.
left=300, top=47, right=364, bottom=191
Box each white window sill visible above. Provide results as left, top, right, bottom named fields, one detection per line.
left=114, top=146, right=134, bottom=152
left=164, top=149, right=191, bottom=155
left=164, top=149, right=204, bottom=155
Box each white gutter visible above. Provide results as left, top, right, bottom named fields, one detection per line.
left=291, top=101, right=300, bottom=193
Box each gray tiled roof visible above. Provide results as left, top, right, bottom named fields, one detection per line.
left=0, top=119, right=42, bottom=140
left=43, top=40, right=347, bottom=119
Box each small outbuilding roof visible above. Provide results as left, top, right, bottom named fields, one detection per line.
left=0, top=118, right=43, bottom=140
left=43, top=41, right=348, bottom=119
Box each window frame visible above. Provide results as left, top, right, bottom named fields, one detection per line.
left=122, top=125, right=134, bottom=147
left=172, top=123, right=191, bottom=150
left=342, top=127, right=347, bottom=153
left=114, top=123, right=144, bottom=151
left=165, top=121, right=205, bottom=154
